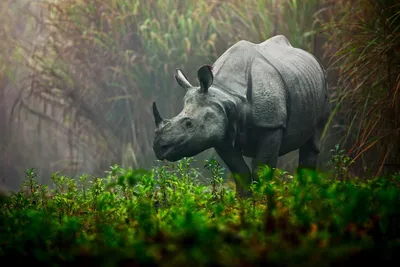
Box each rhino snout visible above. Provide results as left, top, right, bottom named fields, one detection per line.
left=153, top=137, right=174, bottom=159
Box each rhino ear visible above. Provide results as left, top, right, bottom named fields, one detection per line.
left=197, top=65, right=213, bottom=94
left=175, top=69, right=193, bottom=91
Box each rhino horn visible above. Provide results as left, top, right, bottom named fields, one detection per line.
left=197, top=65, right=213, bottom=94
left=152, top=102, right=164, bottom=127
left=175, top=69, right=193, bottom=91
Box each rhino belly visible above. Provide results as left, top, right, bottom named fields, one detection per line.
left=279, top=123, right=316, bottom=155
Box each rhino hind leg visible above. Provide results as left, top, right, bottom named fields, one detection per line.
left=298, top=132, right=320, bottom=170
left=299, top=109, right=329, bottom=170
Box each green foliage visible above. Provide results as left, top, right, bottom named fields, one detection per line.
left=329, top=144, right=353, bottom=180
left=1, top=159, right=400, bottom=265
left=204, top=157, right=225, bottom=200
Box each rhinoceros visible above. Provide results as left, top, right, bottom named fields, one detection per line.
left=152, top=35, right=330, bottom=197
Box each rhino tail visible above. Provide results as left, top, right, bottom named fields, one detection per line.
left=244, top=62, right=254, bottom=128
left=246, top=64, right=253, bottom=103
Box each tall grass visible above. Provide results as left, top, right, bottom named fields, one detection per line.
left=217, top=0, right=322, bottom=52
left=0, top=0, right=41, bottom=188
left=0, top=0, right=14, bottom=184
left=7, top=0, right=324, bottom=185
left=11, top=0, right=226, bottom=177
left=322, top=0, right=400, bottom=176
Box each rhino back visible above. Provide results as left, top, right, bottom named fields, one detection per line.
left=212, top=36, right=328, bottom=149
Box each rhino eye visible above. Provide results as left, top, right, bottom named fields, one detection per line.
left=182, top=119, right=194, bottom=130
left=185, top=120, right=193, bottom=128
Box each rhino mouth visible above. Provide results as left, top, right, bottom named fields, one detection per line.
left=155, top=141, right=198, bottom=162
left=155, top=145, right=174, bottom=160
left=155, top=142, right=183, bottom=161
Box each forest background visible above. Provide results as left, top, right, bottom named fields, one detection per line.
left=0, top=0, right=399, bottom=190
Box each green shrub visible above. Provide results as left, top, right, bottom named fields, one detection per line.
left=1, top=160, right=399, bottom=265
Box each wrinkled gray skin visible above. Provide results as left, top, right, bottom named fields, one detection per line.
left=152, top=35, right=330, bottom=198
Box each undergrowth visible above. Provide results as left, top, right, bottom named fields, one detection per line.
left=1, top=158, right=400, bottom=266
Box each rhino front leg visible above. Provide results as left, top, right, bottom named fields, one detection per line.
left=215, top=146, right=252, bottom=198
left=251, top=128, right=284, bottom=182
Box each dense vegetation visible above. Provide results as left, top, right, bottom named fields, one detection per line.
left=1, top=157, right=399, bottom=266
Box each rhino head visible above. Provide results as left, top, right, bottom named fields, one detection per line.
left=152, top=65, right=229, bottom=162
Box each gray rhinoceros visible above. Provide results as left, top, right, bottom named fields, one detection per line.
left=152, top=35, right=330, bottom=197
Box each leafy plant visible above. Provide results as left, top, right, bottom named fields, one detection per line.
left=204, top=157, right=225, bottom=201
left=1, top=157, right=399, bottom=265
left=329, top=144, right=353, bottom=180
